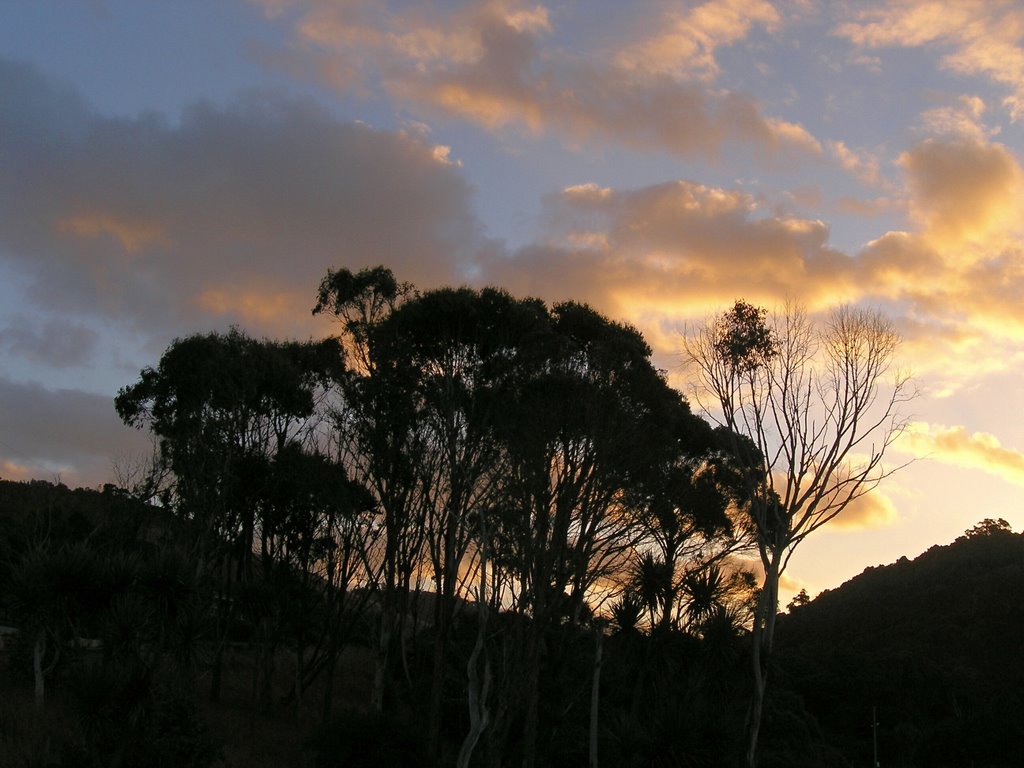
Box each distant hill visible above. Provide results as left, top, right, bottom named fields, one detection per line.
left=771, top=520, right=1024, bottom=767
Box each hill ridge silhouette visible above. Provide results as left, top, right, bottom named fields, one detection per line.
left=772, top=520, right=1024, bottom=767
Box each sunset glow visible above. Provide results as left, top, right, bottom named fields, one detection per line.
left=3, top=0, right=1024, bottom=599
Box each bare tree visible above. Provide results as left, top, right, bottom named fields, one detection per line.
left=681, top=301, right=914, bottom=768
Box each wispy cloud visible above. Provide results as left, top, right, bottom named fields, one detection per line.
left=615, top=0, right=780, bottom=80
left=253, top=0, right=823, bottom=162
left=834, top=1, right=1024, bottom=120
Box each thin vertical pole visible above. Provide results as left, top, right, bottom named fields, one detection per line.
left=872, top=705, right=879, bottom=768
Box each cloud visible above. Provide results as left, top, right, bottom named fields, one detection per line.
left=0, top=316, right=100, bottom=368
left=0, top=57, right=481, bottom=342
left=827, top=139, right=881, bottom=185
left=615, top=0, right=780, bottom=80
left=0, top=377, right=151, bottom=488
left=484, top=179, right=860, bottom=329
left=830, top=489, right=900, bottom=530
left=917, top=94, right=997, bottom=141
left=898, top=137, right=1022, bottom=245
left=474, top=135, right=1024, bottom=395
left=834, top=1, right=1024, bottom=120
left=255, top=0, right=823, bottom=162
left=734, top=554, right=805, bottom=599
left=898, top=422, right=1024, bottom=486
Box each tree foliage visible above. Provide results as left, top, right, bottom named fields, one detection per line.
left=683, top=300, right=913, bottom=767
left=2, top=275, right=937, bottom=766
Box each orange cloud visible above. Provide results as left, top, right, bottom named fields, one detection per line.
left=266, top=0, right=823, bottom=163
left=898, top=422, right=1024, bottom=486
left=0, top=459, right=36, bottom=483
left=830, top=489, right=900, bottom=530
left=196, top=286, right=305, bottom=327
left=57, top=212, right=171, bottom=253
left=615, top=0, right=779, bottom=80
left=827, top=139, right=881, bottom=185
left=898, top=138, right=1021, bottom=245
left=501, top=179, right=858, bottom=314
left=918, top=94, right=995, bottom=141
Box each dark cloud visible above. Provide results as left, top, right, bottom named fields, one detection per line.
left=0, top=376, right=150, bottom=487
left=0, top=57, right=483, bottom=340
left=0, top=316, right=100, bottom=368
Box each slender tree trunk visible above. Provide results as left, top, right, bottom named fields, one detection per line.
left=209, top=575, right=232, bottom=703
left=427, top=597, right=450, bottom=759
left=521, top=632, right=542, bottom=768
left=295, top=636, right=304, bottom=721
left=210, top=641, right=224, bottom=703
left=457, top=536, right=491, bottom=768
left=33, top=628, right=46, bottom=710
left=745, top=554, right=780, bottom=768
left=371, top=607, right=392, bottom=712
left=589, top=628, right=603, bottom=768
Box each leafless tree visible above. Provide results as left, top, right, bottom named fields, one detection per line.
left=681, top=300, right=914, bottom=768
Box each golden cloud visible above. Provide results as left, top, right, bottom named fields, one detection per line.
left=917, top=94, right=995, bottom=141
left=615, top=0, right=779, bottom=80
left=898, top=422, right=1024, bottom=486
left=270, top=0, right=824, bottom=163
left=829, top=489, right=901, bottom=530
left=899, top=137, right=1021, bottom=246
left=483, top=179, right=871, bottom=348
left=834, top=1, right=976, bottom=48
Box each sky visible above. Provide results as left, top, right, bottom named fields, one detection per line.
left=3, top=0, right=1024, bottom=599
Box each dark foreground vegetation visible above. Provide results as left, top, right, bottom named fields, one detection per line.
left=0, top=267, right=1005, bottom=766
left=775, top=518, right=1024, bottom=767
left=2, top=480, right=1019, bottom=767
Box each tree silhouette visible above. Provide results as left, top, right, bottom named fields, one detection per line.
left=682, top=300, right=913, bottom=767
left=116, top=329, right=345, bottom=702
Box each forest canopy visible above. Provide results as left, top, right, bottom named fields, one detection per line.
left=0, top=268, right=925, bottom=768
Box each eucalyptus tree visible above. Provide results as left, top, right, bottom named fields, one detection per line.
left=116, top=329, right=344, bottom=701
left=251, top=443, right=374, bottom=716
left=313, top=266, right=427, bottom=712
left=488, top=301, right=714, bottom=768
left=116, top=329, right=343, bottom=567
left=371, top=286, right=552, bottom=758
left=682, top=300, right=913, bottom=767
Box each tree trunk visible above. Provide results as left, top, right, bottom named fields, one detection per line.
left=521, top=633, right=542, bottom=768
left=322, top=636, right=339, bottom=723
left=457, top=542, right=491, bottom=768
left=371, top=607, right=392, bottom=712
left=33, top=628, right=46, bottom=710
left=210, top=641, right=224, bottom=703
left=589, top=628, right=603, bottom=768
left=745, top=554, right=780, bottom=768
left=427, top=596, right=450, bottom=759
left=295, top=636, right=304, bottom=721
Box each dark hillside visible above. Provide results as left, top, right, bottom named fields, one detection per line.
left=773, top=520, right=1024, bottom=767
